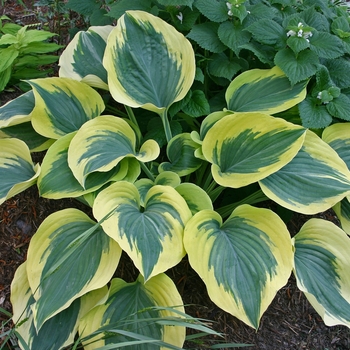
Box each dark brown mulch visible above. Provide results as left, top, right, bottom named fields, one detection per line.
left=1, top=0, right=350, bottom=349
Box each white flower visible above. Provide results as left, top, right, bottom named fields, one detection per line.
left=226, top=2, right=233, bottom=16
left=176, top=12, right=183, bottom=24
left=286, top=22, right=312, bottom=42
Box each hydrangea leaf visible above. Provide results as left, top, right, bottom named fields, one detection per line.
left=274, top=48, right=319, bottom=85
left=187, top=22, right=227, bottom=53
left=194, top=0, right=229, bottom=22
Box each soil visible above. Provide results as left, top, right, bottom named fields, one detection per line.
left=1, top=1, right=350, bottom=349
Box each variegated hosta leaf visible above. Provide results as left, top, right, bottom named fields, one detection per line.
left=0, top=90, right=34, bottom=128
left=11, top=262, right=81, bottom=350
left=0, top=122, right=53, bottom=152
left=154, top=171, right=181, bottom=187
left=79, top=274, right=185, bottom=350
left=226, top=66, right=307, bottom=114
left=26, top=208, right=122, bottom=331
left=199, top=110, right=232, bottom=141
left=0, top=138, right=40, bottom=205
left=159, top=133, right=202, bottom=176
left=38, top=132, right=128, bottom=199
left=202, top=112, right=306, bottom=188
left=134, top=172, right=213, bottom=215
left=80, top=158, right=142, bottom=208
left=184, top=205, right=293, bottom=329
left=322, top=123, right=350, bottom=169
left=59, top=26, right=113, bottom=90
left=260, top=130, right=350, bottom=214
left=28, top=77, right=105, bottom=139
left=175, top=183, right=213, bottom=215
left=333, top=198, right=350, bottom=236
left=293, top=219, right=350, bottom=327
left=135, top=172, right=182, bottom=206
left=103, top=10, right=195, bottom=113
left=68, top=115, right=159, bottom=187
left=93, top=181, right=192, bottom=281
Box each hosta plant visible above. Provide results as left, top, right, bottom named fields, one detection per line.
left=1, top=8, right=350, bottom=349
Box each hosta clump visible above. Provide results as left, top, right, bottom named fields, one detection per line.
left=1, top=9, right=350, bottom=350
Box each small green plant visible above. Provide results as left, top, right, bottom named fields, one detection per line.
left=1, top=3, right=350, bottom=350
left=0, top=17, right=62, bottom=93
left=64, top=0, right=115, bottom=26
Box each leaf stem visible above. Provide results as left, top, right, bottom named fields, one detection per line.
left=105, top=105, right=128, bottom=118
left=160, top=109, right=173, bottom=143
left=140, top=162, right=155, bottom=182
left=216, top=190, right=269, bottom=219
left=125, top=105, right=140, bottom=129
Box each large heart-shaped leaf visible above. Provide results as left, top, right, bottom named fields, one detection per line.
left=93, top=181, right=192, bottom=281
left=158, top=133, right=202, bottom=176
left=202, top=112, right=306, bottom=188
left=11, top=262, right=82, bottom=350
left=68, top=115, right=159, bottom=187
left=322, top=123, right=350, bottom=169
left=225, top=66, right=307, bottom=114
left=103, top=10, right=195, bottom=113
left=0, top=122, right=53, bottom=152
left=260, top=130, right=350, bottom=214
left=0, top=90, right=34, bottom=128
left=38, top=132, right=129, bottom=199
left=28, top=77, right=105, bottom=139
left=11, top=262, right=109, bottom=350
left=59, top=26, right=113, bottom=90
left=26, top=208, right=121, bottom=331
left=333, top=197, right=350, bottom=236
left=293, top=219, right=350, bottom=327
left=79, top=274, right=185, bottom=349
left=184, top=205, right=293, bottom=329
left=0, top=138, right=40, bottom=205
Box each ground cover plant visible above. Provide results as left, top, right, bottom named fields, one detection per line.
left=0, top=14, right=63, bottom=93
left=1, top=0, right=350, bottom=349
